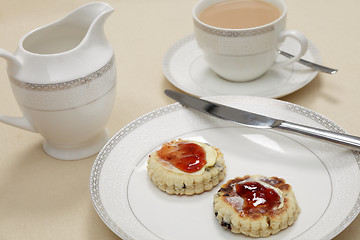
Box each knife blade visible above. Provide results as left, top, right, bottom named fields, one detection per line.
left=165, top=89, right=360, bottom=151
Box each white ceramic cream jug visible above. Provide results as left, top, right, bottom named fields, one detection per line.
left=0, top=2, right=116, bottom=160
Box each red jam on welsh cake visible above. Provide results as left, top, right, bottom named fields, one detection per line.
left=157, top=140, right=217, bottom=174
left=220, top=176, right=285, bottom=215
left=235, top=181, right=282, bottom=214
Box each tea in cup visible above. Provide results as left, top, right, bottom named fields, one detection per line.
left=193, top=0, right=308, bottom=82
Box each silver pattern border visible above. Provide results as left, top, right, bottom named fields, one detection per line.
left=90, top=103, right=180, bottom=240
left=285, top=102, right=360, bottom=240
left=90, top=100, right=360, bottom=240
left=11, top=55, right=115, bottom=91
left=194, top=19, right=275, bottom=37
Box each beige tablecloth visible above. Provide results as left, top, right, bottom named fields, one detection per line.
left=1, top=0, right=360, bottom=239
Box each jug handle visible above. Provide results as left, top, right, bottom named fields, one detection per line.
left=0, top=115, right=36, bottom=132
left=0, top=48, right=36, bottom=132
left=0, top=48, right=21, bottom=72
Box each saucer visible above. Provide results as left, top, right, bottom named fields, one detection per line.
left=163, top=34, right=321, bottom=98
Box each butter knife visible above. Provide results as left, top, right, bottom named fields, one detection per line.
left=165, top=89, right=360, bottom=151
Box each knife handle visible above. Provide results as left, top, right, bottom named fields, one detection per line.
left=275, top=121, right=360, bottom=151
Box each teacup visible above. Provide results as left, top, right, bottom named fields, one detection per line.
left=193, top=0, right=308, bottom=82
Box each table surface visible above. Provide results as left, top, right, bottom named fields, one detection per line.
left=1, top=0, right=360, bottom=239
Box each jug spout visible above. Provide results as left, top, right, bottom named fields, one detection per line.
left=0, top=48, right=22, bottom=74
left=66, top=2, right=114, bottom=26
left=66, top=2, right=114, bottom=46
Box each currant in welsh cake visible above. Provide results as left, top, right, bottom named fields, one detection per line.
left=213, top=175, right=300, bottom=237
left=147, top=139, right=226, bottom=195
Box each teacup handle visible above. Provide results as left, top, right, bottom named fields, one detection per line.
left=0, top=48, right=36, bottom=132
left=274, top=29, right=308, bottom=68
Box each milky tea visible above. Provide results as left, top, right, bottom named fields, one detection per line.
left=199, top=0, right=281, bottom=29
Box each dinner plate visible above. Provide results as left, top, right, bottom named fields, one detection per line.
left=90, top=96, right=360, bottom=240
left=162, top=35, right=321, bottom=98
